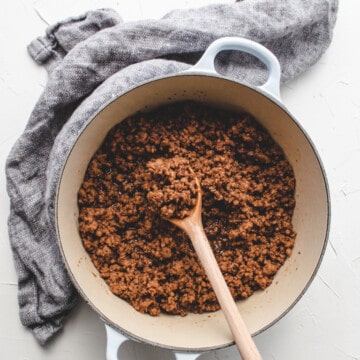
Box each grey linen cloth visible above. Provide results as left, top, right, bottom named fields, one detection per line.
left=6, top=0, right=338, bottom=345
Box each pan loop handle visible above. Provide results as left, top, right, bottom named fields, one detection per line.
left=105, top=324, right=202, bottom=359
left=105, top=324, right=129, bottom=360
left=187, top=37, right=282, bottom=101
left=174, top=352, right=202, bottom=360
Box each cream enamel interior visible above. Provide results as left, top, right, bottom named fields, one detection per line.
left=56, top=74, right=329, bottom=351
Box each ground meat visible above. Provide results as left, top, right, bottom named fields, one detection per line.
left=144, top=156, right=198, bottom=219
left=78, top=101, right=296, bottom=317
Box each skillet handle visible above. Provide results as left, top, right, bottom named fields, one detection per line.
left=187, top=37, right=282, bottom=101
left=105, top=324, right=128, bottom=360
left=105, top=324, right=202, bottom=360
left=174, top=352, right=201, bottom=360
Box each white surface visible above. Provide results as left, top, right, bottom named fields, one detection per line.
left=0, top=1, right=359, bottom=359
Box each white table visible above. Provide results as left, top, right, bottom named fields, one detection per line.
left=1, top=1, right=359, bottom=359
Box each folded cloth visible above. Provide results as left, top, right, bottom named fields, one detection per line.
left=6, top=0, right=338, bottom=345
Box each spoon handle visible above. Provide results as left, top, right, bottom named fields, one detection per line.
left=184, top=218, right=263, bottom=360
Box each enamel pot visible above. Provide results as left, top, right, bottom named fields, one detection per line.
left=56, top=37, right=330, bottom=359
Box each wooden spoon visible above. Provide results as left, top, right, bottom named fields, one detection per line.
left=168, top=177, right=263, bottom=360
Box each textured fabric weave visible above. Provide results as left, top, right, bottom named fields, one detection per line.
left=6, top=0, right=338, bottom=344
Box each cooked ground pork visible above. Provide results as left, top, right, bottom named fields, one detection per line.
left=78, top=101, right=296, bottom=316
left=145, top=156, right=198, bottom=220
